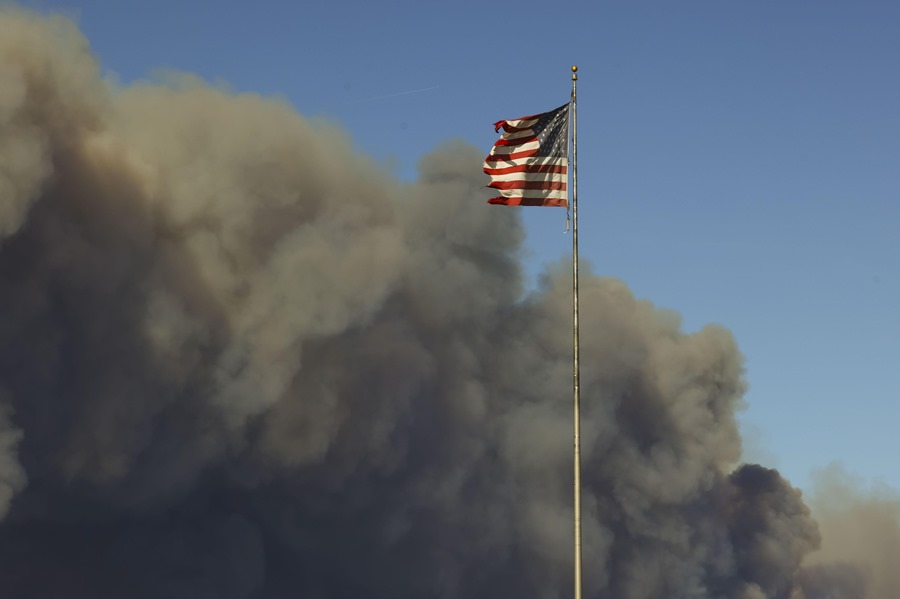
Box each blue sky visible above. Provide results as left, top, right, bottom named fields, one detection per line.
left=20, top=0, right=899, bottom=493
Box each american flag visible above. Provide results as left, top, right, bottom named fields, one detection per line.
left=483, top=103, right=570, bottom=207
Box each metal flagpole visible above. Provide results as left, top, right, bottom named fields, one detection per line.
left=570, top=64, right=583, bottom=599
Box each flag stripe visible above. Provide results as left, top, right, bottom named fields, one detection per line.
left=485, top=148, right=540, bottom=162
left=491, top=135, right=539, bottom=148
left=486, top=140, right=540, bottom=155
left=497, top=129, right=537, bottom=141
left=494, top=114, right=544, bottom=132
left=487, top=177, right=568, bottom=187
left=486, top=166, right=568, bottom=182
left=484, top=162, right=567, bottom=176
left=488, top=180, right=567, bottom=191
left=488, top=196, right=567, bottom=207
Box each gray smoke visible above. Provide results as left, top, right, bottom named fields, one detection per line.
left=792, top=466, right=900, bottom=599
left=0, top=7, right=892, bottom=598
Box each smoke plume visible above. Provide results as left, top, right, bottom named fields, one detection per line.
left=792, top=466, right=900, bottom=599
left=0, top=7, right=892, bottom=598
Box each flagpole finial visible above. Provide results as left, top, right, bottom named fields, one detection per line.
left=571, top=65, right=578, bottom=73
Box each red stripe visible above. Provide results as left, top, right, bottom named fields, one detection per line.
left=488, top=181, right=567, bottom=191
left=484, top=149, right=539, bottom=163
left=484, top=164, right=567, bottom=176
left=491, top=134, right=537, bottom=147
left=488, top=196, right=567, bottom=207
left=486, top=139, right=538, bottom=155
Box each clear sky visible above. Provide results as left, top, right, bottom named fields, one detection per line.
left=19, top=0, right=899, bottom=494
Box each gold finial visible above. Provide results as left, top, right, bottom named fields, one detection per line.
left=571, top=65, right=578, bottom=73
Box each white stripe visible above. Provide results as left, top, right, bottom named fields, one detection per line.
left=499, top=129, right=536, bottom=141
left=486, top=148, right=539, bottom=160
left=503, top=116, right=540, bottom=129
left=486, top=171, right=567, bottom=183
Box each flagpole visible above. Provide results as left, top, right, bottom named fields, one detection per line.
left=570, top=64, right=583, bottom=599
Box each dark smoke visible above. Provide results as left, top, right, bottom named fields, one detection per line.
left=0, top=7, right=892, bottom=598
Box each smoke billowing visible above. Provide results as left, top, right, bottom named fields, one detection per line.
left=0, top=7, right=895, bottom=598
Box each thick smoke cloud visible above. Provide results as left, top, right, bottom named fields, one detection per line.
left=0, top=7, right=892, bottom=598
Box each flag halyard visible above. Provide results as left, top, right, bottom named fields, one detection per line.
left=483, top=103, right=570, bottom=207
